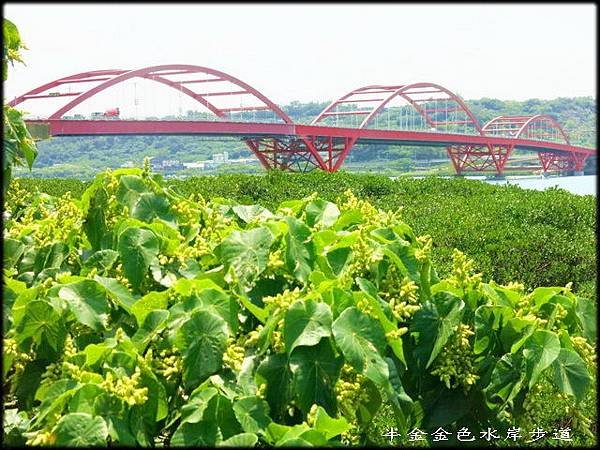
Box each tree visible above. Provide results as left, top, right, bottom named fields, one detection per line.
left=3, top=19, right=38, bottom=194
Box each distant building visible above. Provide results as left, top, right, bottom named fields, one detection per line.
left=183, top=162, right=206, bottom=170
left=151, top=158, right=184, bottom=171
left=212, top=152, right=230, bottom=163
left=228, top=158, right=258, bottom=165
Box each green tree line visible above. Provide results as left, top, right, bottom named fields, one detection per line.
left=21, top=97, right=595, bottom=179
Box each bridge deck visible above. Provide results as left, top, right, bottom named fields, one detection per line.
left=25, top=119, right=595, bottom=156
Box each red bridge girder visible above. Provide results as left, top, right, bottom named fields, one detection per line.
left=480, top=115, right=589, bottom=174
left=11, top=65, right=596, bottom=175
left=9, top=64, right=327, bottom=172
left=310, top=82, right=483, bottom=171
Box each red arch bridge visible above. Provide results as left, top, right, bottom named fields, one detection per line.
left=11, top=64, right=595, bottom=174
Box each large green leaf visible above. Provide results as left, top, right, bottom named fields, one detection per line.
left=180, top=387, right=218, bottom=425
left=175, top=310, right=229, bottom=388
left=174, top=278, right=239, bottom=334
left=15, top=300, right=64, bottom=350
left=284, top=216, right=314, bottom=283
left=255, top=353, right=294, bottom=421
left=215, top=227, right=274, bottom=284
left=117, top=227, right=159, bottom=291
left=53, top=413, right=108, bottom=446
left=170, top=421, right=221, bottom=446
left=59, top=280, right=110, bottom=331
left=3, top=238, right=24, bottom=268
left=410, top=292, right=464, bottom=369
left=500, top=316, right=537, bottom=354
left=203, top=391, right=243, bottom=439
left=325, top=247, right=351, bottom=276
left=33, top=242, right=68, bottom=274
left=382, top=240, right=420, bottom=282
left=131, top=310, right=169, bottom=351
left=131, top=291, right=168, bottom=326
left=3, top=277, right=26, bottom=335
left=232, top=396, right=272, bottom=435
left=522, top=330, right=561, bottom=388
left=82, top=250, right=119, bottom=275
left=305, top=199, right=340, bottom=228
left=116, top=175, right=148, bottom=207
left=481, top=283, right=522, bottom=308
left=11, top=285, right=41, bottom=329
left=284, top=299, right=332, bottom=354
left=474, top=305, right=514, bottom=355
left=423, top=389, right=472, bottom=429
left=483, top=353, right=525, bottom=410
left=68, top=384, right=104, bottom=415
left=31, top=379, right=80, bottom=427
left=106, top=416, right=137, bottom=446
left=289, top=338, right=343, bottom=415
left=232, top=204, right=274, bottom=223
left=356, top=278, right=405, bottom=366
left=530, top=286, right=563, bottom=307
left=83, top=187, right=109, bottom=251
left=93, top=275, right=136, bottom=313
left=575, top=296, right=596, bottom=341
left=133, top=368, right=169, bottom=431
left=265, top=422, right=318, bottom=446
left=356, top=377, right=383, bottom=426
left=551, top=348, right=591, bottom=403
left=221, top=433, right=259, bottom=447
left=331, top=308, right=390, bottom=387
left=131, top=192, right=174, bottom=224
left=333, top=209, right=364, bottom=231
left=313, top=406, right=351, bottom=440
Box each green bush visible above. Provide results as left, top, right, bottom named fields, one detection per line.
left=4, top=168, right=596, bottom=447
left=13, top=172, right=595, bottom=298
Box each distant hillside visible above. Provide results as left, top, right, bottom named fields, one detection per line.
left=22, top=97, right=596, bottom=179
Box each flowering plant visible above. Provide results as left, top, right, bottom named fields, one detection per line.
left=3, top=168, right=595, bottom=446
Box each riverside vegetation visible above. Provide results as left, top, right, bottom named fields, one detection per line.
left=3, top=167, right=596, bottom=446
left=14, top=171, right=596, bottom=299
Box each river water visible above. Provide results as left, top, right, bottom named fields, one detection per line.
left=482, top=175, right=596, bottom=196
left=403, top=174, right=596, bottom=196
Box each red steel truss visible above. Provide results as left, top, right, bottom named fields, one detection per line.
left=481, top=115, right=587, bottom=172
left=311, top=82, right=483, bottom=171
left=8, top=64, right=326, bottom=171
left=11, top=65, right=596, bottom=174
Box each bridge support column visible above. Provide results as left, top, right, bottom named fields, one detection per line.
left=244, top=137, right=327, bottom=172
left=294, top=136, right=357, bottom=172
left=446, top=144, right=512, bottom=175
left=537, top=152, right=581, bottom=174
left=569, top=153, right=588, bottom=172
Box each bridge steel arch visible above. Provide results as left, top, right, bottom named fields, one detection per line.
left=11, top=69, right=593, bottom=175
left=481, top=114, right=587, bottom=172
left=308, top=82, right=483, bottom=171
left=9, top=64, right=327, bottom=172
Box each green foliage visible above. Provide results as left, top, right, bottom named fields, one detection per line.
left=12, top=170, right=594, bottom=298
left=3, top=168, right=596, bottom=446
left=3, top=19, right=38, bottom=195
left=2, top=18, right=26, bottom=81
